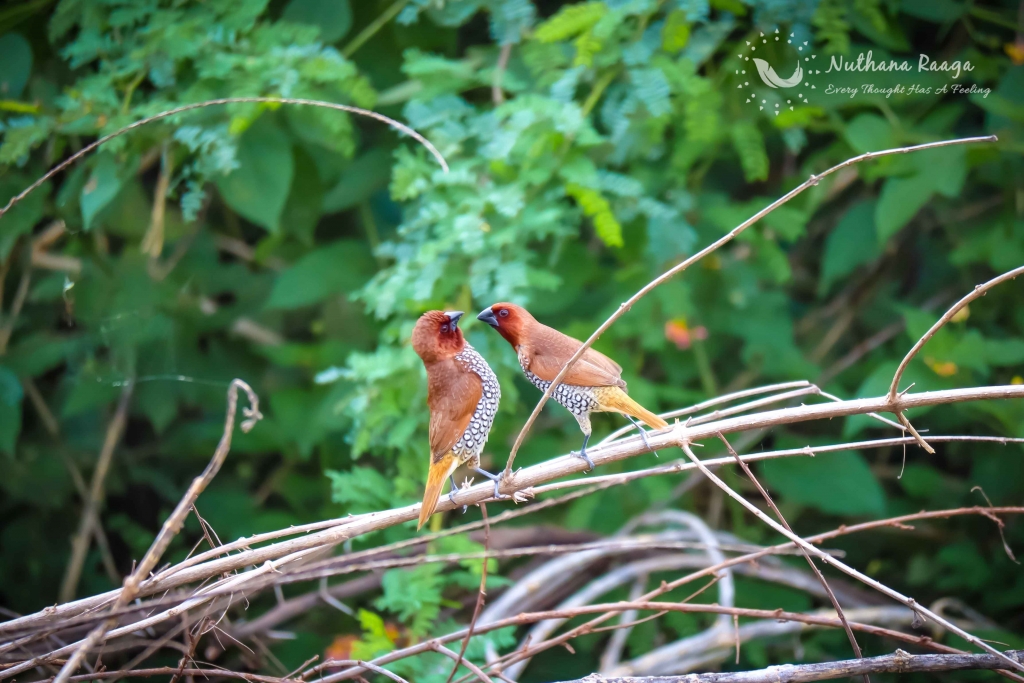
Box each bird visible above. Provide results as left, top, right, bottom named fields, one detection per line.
left=477, top=303, right=668, bottom=471
left=411, top=310, right=503, bottom=530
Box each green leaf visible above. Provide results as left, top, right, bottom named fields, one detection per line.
left=80, top=154, right=124, bottom=231
left=533, top=2, right=605, bottom=43
left=281, top=0, right=352, bottom=42
left=875, top=146, right=966, bottom=242
left=280, top=146, right=324, bottom=246
left=323, top=149, right=392, bottom=213
left=266, top=240, right=374, bottom=309
left=216, top=117, right=294, bottom=233
left=819, top=200, right=880, bottom=295
left=0, top=177, right=47, bottom=259
left=875, top=173, right=932, bottom=243
left=376, top=564, right=443, bottom=635
left=661, top=10, right=691, bottom=53
left=565, top=182, right=623, bottom=247
left=844, top=113, right=894, bottom=154
left=327, top=465, right=395, bottom=513
left=0, top=365, right=22, bottom=455
left=730, top=121, right=769, bottom=182
left=760, top=450, right=886, bottom=516
left=0, top=32, right=32, bottom=98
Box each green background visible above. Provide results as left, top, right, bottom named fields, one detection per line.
left=1, top=0, right=1022, bottom=680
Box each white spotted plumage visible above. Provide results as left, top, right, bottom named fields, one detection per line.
left=518, top=347, right=600, bottom=435
left=451, top=344, right=500, bottom=466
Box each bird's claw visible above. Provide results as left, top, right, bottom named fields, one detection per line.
left=625, top=415, right=658, bottom=457
left=447, top=490, right=468, bottom=514
left=472, top=467, right=509, bottom=500
left=574, top=450, right=595, bottom=472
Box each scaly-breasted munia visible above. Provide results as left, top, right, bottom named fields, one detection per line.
left=412, top=310, right=502, bottom=530
left=477, top=303, right=667, bottom=470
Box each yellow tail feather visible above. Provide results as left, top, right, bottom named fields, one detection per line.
left=595, top=386, right=669, bottom=430
left=418, top=452, right=459, bottom=531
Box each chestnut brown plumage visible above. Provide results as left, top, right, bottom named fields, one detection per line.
left=477, top=303, right=667, bottom=470
left=411, top=310, right=502, bottom=530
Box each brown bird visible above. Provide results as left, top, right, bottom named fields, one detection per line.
left=477, top=303, right=667, bottom=470
left=412, top=310, right=503, bottom=530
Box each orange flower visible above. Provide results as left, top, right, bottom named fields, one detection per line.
left=665, top=319, right=708, bottom=350
left=924, top=357, right=957, bottom=377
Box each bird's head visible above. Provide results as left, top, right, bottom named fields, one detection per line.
left=412, top=310, right=466, bottom=363
left=477, top=302, right=532, bottom=346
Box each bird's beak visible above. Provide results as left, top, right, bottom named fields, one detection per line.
left=477, top=307, right=499, bottom=328
left=445, top=311, right=464, bottom=328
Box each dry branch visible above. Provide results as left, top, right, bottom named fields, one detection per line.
left=556, top=649, right=1024, bottom=683
left=677, top=443, right=1022, bottom=672
left=60, top=382, right=134, bottom=603
left=502, top=134, right=998, bottom=477
left=719, top=434, right=866, bottom=678
left=44, top=380, right=261, bottom=683
left=0, top=97, right=448, bottom=221
left=3, top=386, right=1023, bottom=655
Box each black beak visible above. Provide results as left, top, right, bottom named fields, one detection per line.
left=445, top=311, right=464, bottom=328
left=477, top=307, right=499, bottom=328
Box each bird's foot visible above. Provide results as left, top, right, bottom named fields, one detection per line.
left=625, top=415, right=658, bottom=457
left=472, top=467, right=509, bottom=500
left=448, top=475, right=468, bottom=514
left=573, top=449, right=596, bottom=472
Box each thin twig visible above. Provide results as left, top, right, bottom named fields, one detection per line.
left=325, top=602, right=978, bottom=683
left=46, top=380, right=261, bottom=683
left=446, top=504, right=490, bottom=683
left=5, top=386, right=1024, bottom=647
left=530, top=434, right=1024, bottom=496
left=0, top=266, right=31, bottom=353
left=677, top=443, right=1024, bottom=674
left=60, top=381, right=135, bottom=603
left=502, top=134, right=999, bottom=479
left=553, top=648, right=1024, bottom=683
left=433, top=643, right=495, bottom=683
left=0, top=97, right=447, bottom=220
left=306, top=659, right=408, bottom=683
left=492, top=44, right=512, bottom=105
left=719, top=433, right=867, bottom=682
left=887, top=264, right=1024, bottom=452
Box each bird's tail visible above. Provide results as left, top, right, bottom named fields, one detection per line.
left=595, top=386, right=669, bottom=430
left=418, top=452, right=459, bottom=531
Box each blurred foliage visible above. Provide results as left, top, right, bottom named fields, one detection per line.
left=1, top=0, right=1023, bottom=680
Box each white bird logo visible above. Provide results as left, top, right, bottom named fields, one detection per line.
left=753, top=58, right=803, bottom=88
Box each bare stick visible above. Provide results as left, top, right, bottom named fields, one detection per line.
left=0, top=97, right=448, bottom=220
left=433, top=643, right=495, bottom=683
left=304, top=659, right=409, bottom=683
left=5, top=387, right=1024, bottom=648
left=48, top=380, right=261, bottom=683
left=492, top=44, right=512, bottom=105
left=887, top=264, right=1024, bottom=452
left=60, top=382, right=135, bottom=603
left=678, top=443, right=1024, bottom=673
left=0, top=266, right=31, bottom=353
left=531, top=434, right=1024, bottom=496
left=446, top=504, right=490, bottom=683
left=553, top=648, right=1024, bottom=683
left=325, top=603, right=972, bottom=683
left=502, top=134, right=999, bottom=478
left=719, top=433, right=866, bottom=681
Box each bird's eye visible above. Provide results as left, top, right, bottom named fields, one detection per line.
left=499, top=309, right=509, bottom=318
left=441, top=324, right=449, bottom=333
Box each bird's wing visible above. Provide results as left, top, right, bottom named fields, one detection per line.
left=426, top=359, right=482, bottom=462
left=525, top=325, right=625, bottom=387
